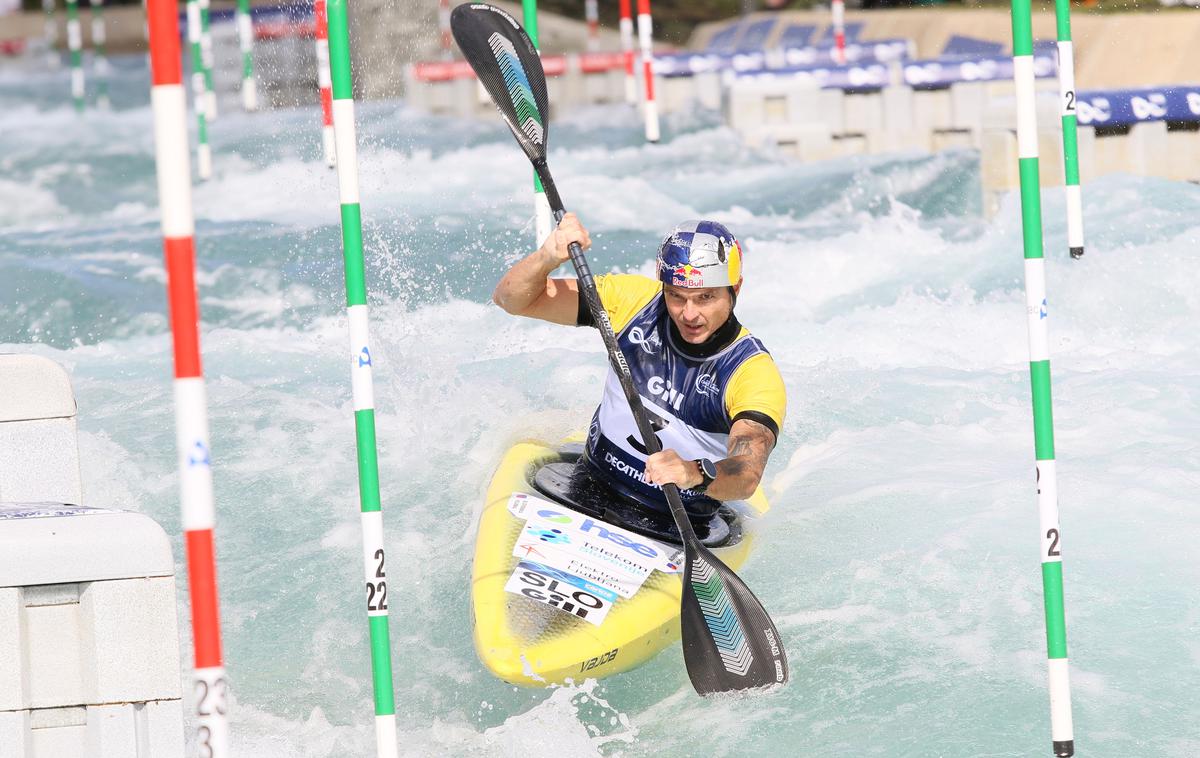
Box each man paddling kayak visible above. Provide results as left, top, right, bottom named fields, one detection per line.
left=494, top=214, right=786, bottom=527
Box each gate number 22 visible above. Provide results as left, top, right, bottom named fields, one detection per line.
left=366, top=548, right=388, bottom=611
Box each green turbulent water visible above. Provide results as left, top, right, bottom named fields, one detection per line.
left=2, top=54, right=1200, bottom=757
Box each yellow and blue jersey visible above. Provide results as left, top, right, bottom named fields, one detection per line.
left=579, top=274, right=786, bottom=509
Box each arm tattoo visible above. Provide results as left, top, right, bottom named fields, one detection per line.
left=729, top=436, right=754, bottom=458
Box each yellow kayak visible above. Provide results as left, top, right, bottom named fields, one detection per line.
left=471, top=437, right=769, bottom=686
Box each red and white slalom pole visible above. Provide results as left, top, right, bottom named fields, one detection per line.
left=636, top=0, right=658, bottom=142
left=584, top=0, right=599, bottom=52
left=438, top=0, right=452, bottom=61
left=146, top=0, right=229, bottom=755
left=315, top=0, right=335, bottom=168
left=619, top=0, right=636, bottom=105
left=832, top=0, right=846, bottom=65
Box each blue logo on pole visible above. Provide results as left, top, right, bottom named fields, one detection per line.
left=358, top=347, right=372, bottom=367
left=188, top=441, right=211, bottom=467
left=1040, top=298, right=1048, bottom=320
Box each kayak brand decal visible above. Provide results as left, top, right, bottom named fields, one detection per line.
left=504, top=562, right=614, bottom=626
left=580, top=647, right=618, bottom=673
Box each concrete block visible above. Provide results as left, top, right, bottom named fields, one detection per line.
left=818, top=89, right=846, bottom=134
left=81, top=578, right=181, bottom=704
left=769, top=124, right=835, bottom=161
left=833, top=134, right=869, bottom=157
left=26, top=592, right=85, bottom=709
left=1077, top=126, right=1098, bottom=184
left=950, top=81, right=988, bottom=132
left=912, top=88, right=954, bottom=132
left=1092, top=131, right=1131, bottom=176
left=1165, top=127, right=1200, bottom=181
left=843, top=91, right=884, bottom=135
left=981, top=128, right=1020, bottom=217
left=656, top=76, right=695, bottom=115
left=0, top=587, right=26, bottom=711
left=0, top=710, right=30, bottom=757
left=0, top=355, right=75, bottom=423
left=883, top=85, right=915, bottom=134
left=28, top=706, right=86, bottom=758
left=0, top=354, right=81, bottom=505
left=1127, top=120, right=1170, bottom=176
left=693, top=72, right=723, bottom=111
left=1038, top=129, right=1066, bottom=187
left=932, top=129, right=977, bottom=152
left=85, top=704, right=137, bottom=756
left=144, top=699, right=187, bottom=756
left=0, top=505, right=183, bottom=757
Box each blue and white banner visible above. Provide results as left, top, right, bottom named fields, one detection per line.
left=1075, top=86, right=1200, bottom=127
left=902, top=53, right=1057, bottom=88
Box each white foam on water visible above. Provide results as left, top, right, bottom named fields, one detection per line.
left=3, top=60, right=1200, bottom=756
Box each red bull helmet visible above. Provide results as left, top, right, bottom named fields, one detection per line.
left=655, top=220, right=743, bottom=290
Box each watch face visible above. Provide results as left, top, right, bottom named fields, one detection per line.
left=700, top=458, right=718, bottom=480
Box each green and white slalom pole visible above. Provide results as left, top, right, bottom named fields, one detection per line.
left=1054, top=0, right=1084, bottom=259
left=66, top=0, right=84, bottom=111
left=200, top=0, right=217, bottom=121
left=522, top=0, right=553, bottom=247
left=1010, top=1, right=1075, bottom=755
left=88, top=0, right=109, bottom=109
left=187, top=0, right=212, bottom=180
left=326, top=0, right=398, bottom=754
left=236, top=0, right=258, bottom=111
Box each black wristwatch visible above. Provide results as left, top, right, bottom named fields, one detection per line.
left=693, top=458, right=718, bottom=493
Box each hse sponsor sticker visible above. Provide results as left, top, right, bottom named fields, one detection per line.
left=504, top=561, right=614, bottom=626
left=507, top=493, right=682, bottom=574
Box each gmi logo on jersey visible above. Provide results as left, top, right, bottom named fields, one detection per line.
left=646, top=375, right=685, bottom=410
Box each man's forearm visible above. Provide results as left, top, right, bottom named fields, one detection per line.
left=493, top=247, right=559, bottom=314
left=704, top=455, right=763, bottom=501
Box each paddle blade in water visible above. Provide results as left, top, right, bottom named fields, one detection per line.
left=450, top=4, right=549, bottom=163
left=682, top=545, right=789, bottom=695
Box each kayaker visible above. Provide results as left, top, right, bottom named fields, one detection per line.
left=493, top=214, right=786, bottom=525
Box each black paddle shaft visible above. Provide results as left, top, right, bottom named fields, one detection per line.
left=535, top=163, right=699, bottom=544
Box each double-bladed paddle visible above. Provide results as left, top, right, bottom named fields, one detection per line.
left=451, top=3, right=787, bottom=695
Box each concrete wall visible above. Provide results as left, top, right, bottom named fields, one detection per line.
left=692, top=9, right=1200, bottom=89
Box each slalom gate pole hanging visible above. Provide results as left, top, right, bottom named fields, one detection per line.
left=636, top=0, right=659, bottom=142
left=522, top=0, right=554, bottom=247
left=1054, top=0, right=1084, bottom=259
left=315, top=0, right=336, bottom=168
left=831, top=0, right=846, bottom=65
left=199, top=0, right=217, bottom=121
left=66, top=0, right=83, bottom=111
left=1009, top=0, right=1076, bottom=755
left=325, top=0, right=400, bottom=754
left=585, top=0, right=598, bottom=52
left=88, top=0, right=108, bottom=108
left=619, top=0, right=636, bottom=104
left=236, top=0, right=258, bottom=111
left=439, top=0, right=452, bottom=60
left=146, top=0, right=230, bottom=752
left=43, top=0, right=58, bottom=68
left=186, top=0, right=212, bottom=180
